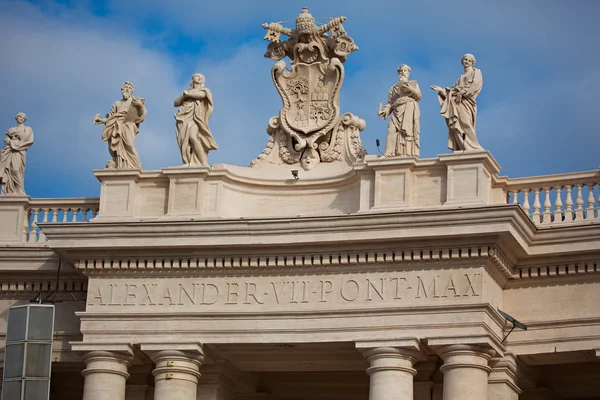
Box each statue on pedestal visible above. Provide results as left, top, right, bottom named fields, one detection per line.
left=378, top=64, right=421, bottom=157
left=431, top=54, right=483, bottom=151
left=174, top=73, right=217, bottom=166
left=93, top=81, right=146, bottom=169
left=250, top=7, right=366, bottom=170
left=0, top=112, right=34, bottom=195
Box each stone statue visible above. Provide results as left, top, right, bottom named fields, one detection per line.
left=174, top=73, right=218, bottom=166
left=378, top=64, right=421, bottom=157
left=93, top=81, right=145, bottom=169
left=251, top=7, right=366, bottom=170
left=0, top=113, right=34, bottom=195
left=431, top=54, right=483, bottom=151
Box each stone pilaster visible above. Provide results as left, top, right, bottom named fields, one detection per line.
left=488, top=352, right=522, bottom=400
left=437, top=344, right=494, bottom=400
left=140, top=343, right=204, bottom=400
left=357, top=339, right=423, bottom=400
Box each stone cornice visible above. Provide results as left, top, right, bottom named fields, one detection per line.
left=40, top=205, right=535, bottom=254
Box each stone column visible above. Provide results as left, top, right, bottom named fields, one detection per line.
left=438, top=345, right=493, bottom=400
left=81, top=350, right=132, bottom=400
left=357, top=339, right=423, bottom=400
left=140, top=343, right=204, bottom=400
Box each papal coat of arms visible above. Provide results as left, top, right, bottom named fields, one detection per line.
left=251, top=8, right=367, bottom=170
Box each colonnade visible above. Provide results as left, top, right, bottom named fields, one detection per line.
left=75, top=341, right=521, bottom=400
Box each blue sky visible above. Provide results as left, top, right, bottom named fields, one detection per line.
left=1, top=0, right=599, bottom=198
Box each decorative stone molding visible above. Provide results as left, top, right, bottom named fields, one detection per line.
left=74, top=244, right=509, bottom=273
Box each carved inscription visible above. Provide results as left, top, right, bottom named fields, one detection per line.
left=87, top=271, right=483, bottom=310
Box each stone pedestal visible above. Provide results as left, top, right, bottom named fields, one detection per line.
left=141, top=343, right=204, bottom=400
left=94, top=169, right=141, bottom=221
left=0, top=195, right=29, bottom=243
left=438, top=345, right=494, bottom=400
left=80, top=350, right=132, bottom=400
left=162, top=165, right=212, bottom=217
left=439, top=151, right=501, bottom=206
left=358, top=339, right=423, bottom=400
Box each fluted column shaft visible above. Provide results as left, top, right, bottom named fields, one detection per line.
left=439, top=345, right=493, bottom=400
left=81, top=351, right=131, bottom=400
left=152, top=350, right=203, bottom=400
left=363, top=347, right=418, bottom=400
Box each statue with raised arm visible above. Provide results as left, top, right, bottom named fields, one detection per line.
left=93, top=81, right=145, bottom=169
left=431, top=54, right=483, bottom=151
left=378, top=64, right=421, bottom=157
left=0, top=112, right=34, bottom=195
left=174, top=73, right=217, bottom=166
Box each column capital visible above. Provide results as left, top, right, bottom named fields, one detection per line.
left=70, top=342, right=135, bottom=364
left=356, top=339, right=425, bottom=378
left=140, top=343, right=204, bottom=385
left=426, top=334, right=503, bottom=356
left=356, top=338, right=424, bottom=358
left=139, top=342, right=205, bottom=363
left=437, top=345, right=495, bottom=374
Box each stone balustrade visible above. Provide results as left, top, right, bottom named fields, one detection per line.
left=25, top=198, right=100, bottom=243
left=0, top=196, right=99, bottom=244
left=497, top=170, right=600, bottom=225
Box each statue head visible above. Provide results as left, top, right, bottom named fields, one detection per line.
left=461, top=54, right=476, bottom=68
left=296, top=7, right=316, bottom=35
left=121, top=81, right=134, bottom=99
left=191, top=73, right=205, bottom=88
left=397, top=64, right=411, bottom=81
left=14, top=112, right=27, bottom=124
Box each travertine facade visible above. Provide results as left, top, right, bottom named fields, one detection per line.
left=1, top=149, right=600, bottom=399
left=2, top=7, right=600, bottom=400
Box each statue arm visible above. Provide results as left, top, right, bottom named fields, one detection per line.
left=174, top=94, right=184, bottom=107
left=9, top=127, right=33, bottom=151
left=413, top=82, right=422, bottom=101
left=184, top=90, right=207, bottom=101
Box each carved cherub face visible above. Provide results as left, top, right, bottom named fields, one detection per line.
left=121, top=84, right=134, bottom=100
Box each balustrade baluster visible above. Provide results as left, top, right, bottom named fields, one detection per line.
left=21, top=209, right=31, bottom=242
left=522, top=189, right=531, bottom=217
left=30, top=208, right=40, bottom=242
left=38, top=209, right=49, bottom=241
left=575, top=184, right=585, bottom=220
left=542, top=187, right=552, bottom=224
left=51, top=207, right=57, bottom=222
left=73, top=207, right=82, bottom=222
left=532, top=189, right=542, bottom=224
left=587, top=183, right=596, bottom=220
left=564, top=185, right=573, bottom=221
left=553, top=186, right=563, bottom=223
left=511, top=190, right=518, bottom=204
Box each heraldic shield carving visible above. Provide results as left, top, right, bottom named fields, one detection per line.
left=250, top=8, right=367, bottom=171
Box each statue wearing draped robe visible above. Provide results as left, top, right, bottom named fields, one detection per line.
left=378, top=64, right=421, bottom=157
left=93, top=81, right=145, bottom=169
left=431, top=54, right=483, bottom=151
left=0, top=112, right=34, bottom=195
left=174, top=73, right=218, bottom=166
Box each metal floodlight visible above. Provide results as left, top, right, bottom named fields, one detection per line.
left=498, top=308, right=527, bottom=344
left=291, top=170, right=299, bottom=180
